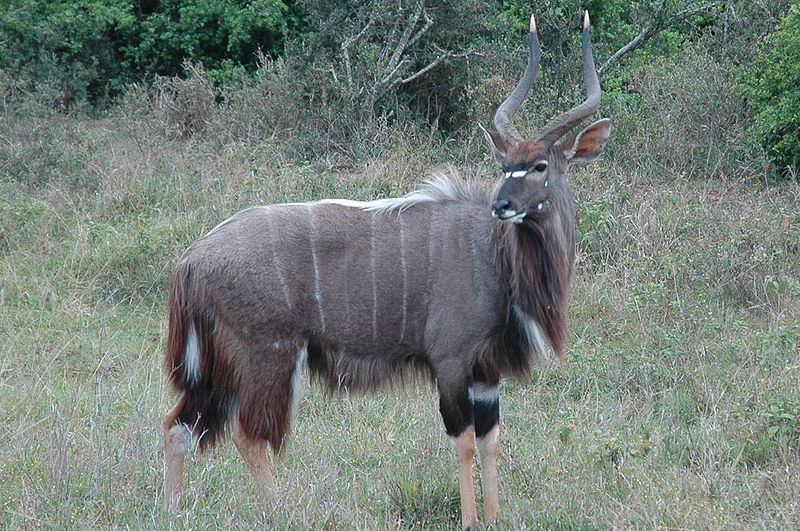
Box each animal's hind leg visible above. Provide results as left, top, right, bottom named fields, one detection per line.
left=163, top=400, right=193, bottom=511
left=232, top=422, right=276, bottom=491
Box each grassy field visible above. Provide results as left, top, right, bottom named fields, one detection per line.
left=1, top=94, right=799, bottom=530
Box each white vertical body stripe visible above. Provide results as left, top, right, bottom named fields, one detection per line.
left=185, top=322, right=200, bottom=384
left=399, top=213, right=408, bottom=342
left=370, top=212, right=378, bottom=341
left=427, top=207, right=437, bottom=291
left=469, top=217, right=482, bottom=285
left=266, top=212, right=292, bottom=308
left=307, top=205, right=326, bottom=331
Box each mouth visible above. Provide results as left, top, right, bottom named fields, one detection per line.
left=492, top=209, right=527, bottom=224
left=492, top=199, right=550, bottom=223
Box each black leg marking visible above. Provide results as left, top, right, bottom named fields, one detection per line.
left=474, top=397, right=499, bottom=438
left=473, top=382, right=500, bottom=438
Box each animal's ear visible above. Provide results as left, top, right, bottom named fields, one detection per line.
left=478, top=123, right=508, bottom=166
left=560, top=118, right=611, bottom=163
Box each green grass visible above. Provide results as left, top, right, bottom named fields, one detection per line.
left=1, top=102, right=799, bottom=529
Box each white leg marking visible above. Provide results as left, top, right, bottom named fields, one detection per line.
left=307, top=205, right=326, bottom=331
left=370, top=212, right=378, bottom=341
left=290, top=341, right=308, bottom=423
left=168, top=424, right=193, bottom=455
left=399, top=213, right=408, bottom=342
left=472, top=382, right=499, bottom=404
left=266, top=213, right=292, bottom=308
left=185, top=322, right=200, bottom=384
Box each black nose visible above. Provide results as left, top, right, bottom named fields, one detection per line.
left=492, top=199, right=510, bottom=213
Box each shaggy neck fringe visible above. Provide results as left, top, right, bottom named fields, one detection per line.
left=502, top=217, right=572, bottom=358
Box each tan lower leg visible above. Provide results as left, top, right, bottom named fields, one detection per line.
left=232, top=423, right=276, bottom=490
left=163, top=404, right=191, bottom=511
left=477, top=424, right=500, bottom=523
left=453, top=425, right=477, bottom=530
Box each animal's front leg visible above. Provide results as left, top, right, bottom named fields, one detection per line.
left=437, top=373, right=477, bottom=530
left=474, top=382, right=500, bottom=523
left=454, top=425, right=478, bottom=530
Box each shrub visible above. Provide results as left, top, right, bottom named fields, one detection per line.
left=739, top=4, right=800, bottom=178
left=607, top=44, right=750, bottom=181
left=118, top=0, right=308, bottom=87
left=0, top=0, right=131, bottom=104
left=0, top=0, right=306, bottom=105
left=151, top=61, right=219, bottom=138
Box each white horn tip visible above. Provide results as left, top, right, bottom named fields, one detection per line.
left=530, top=14, right=537, bottom=33
left=583, top=10, right=590, bottom=30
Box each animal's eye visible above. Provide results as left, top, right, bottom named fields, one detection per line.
left=533, top=162, right=548, bottom=173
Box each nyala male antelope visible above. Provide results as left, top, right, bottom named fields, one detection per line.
left=163, top=12, right=610, bottom=529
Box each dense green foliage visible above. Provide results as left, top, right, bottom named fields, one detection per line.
left=740, top=3, right=800, bottom=177
left=0, top=0, right=131, bottom=102
left=121, top=0, right=307, bottom=86
left=0, top=0, right=306, bottom=101
left=0, top=1, right=728, bottom=105
left=2, top=0, right=796, bottom=171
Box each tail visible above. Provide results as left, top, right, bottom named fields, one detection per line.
left=164, top=262, right=235, bottom=451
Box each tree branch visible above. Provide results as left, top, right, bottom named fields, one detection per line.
left=371, top=1, right=434, bottom=103
left=597, top=1, right=722, bottom=77
left=387, top=1, right=430, bottom=74
left=342, top=20, right=374, bottom=88
left=404, top=4, right=434, bottom=56
left=398, top=48, right=483, bottom=85
left=345, top=1, right=479, bottom=114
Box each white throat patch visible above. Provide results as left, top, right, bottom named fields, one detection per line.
left=514, top=305, right=550, bottom=361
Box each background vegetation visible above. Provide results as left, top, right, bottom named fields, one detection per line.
left=1, top=0, right=799, bottom=528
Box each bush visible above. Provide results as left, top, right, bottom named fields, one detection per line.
left=0, top=0, right=131, bottom=104
left=739, top=4, right=800, bottom=178
left=151, top=61, right=219, bottom=138
left=0, top=0, right=306, bottom=105
left=606, top=44, right=750, bottom=182
left=118, top=0, right=308, bottom=87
